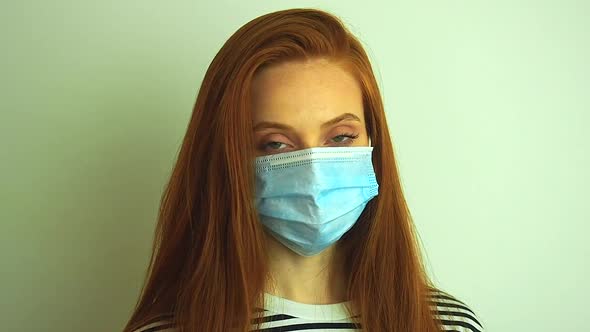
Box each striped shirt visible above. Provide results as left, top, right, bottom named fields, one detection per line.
left=131, top=289, right=484, bottom=332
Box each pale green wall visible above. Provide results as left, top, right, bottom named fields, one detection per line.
left=2, top=1, right=588, bottom=331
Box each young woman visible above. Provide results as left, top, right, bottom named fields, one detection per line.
left=123, top=8, right=484, bottom=332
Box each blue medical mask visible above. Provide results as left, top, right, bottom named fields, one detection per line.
left=254, top=145, right=379, bottom=256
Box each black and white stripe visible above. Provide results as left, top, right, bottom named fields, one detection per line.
left=428, top=289, right=484, bottom=332
left=129, top=314, right=176, bottom=332
left=131, top=289, right=483, bottom=332
left=249, top=311, right=361, bottom=331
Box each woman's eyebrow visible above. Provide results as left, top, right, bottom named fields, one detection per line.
left=320, top=113, right=361, bottom=129
left=253, top=112, right=361, bottom=132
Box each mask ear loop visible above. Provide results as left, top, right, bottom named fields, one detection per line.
left=368, top=137, right=372, bottom=147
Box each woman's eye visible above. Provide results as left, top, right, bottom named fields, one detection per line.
left=332, top=135, right=348, bottom=143
left=265, top=141, right=287, bottom=150
left=331, top=133, right=359, bottom=144
left=258, top=133, right=359, bottom=151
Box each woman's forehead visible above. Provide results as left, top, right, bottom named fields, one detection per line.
left=250, top=59, right=365, bottom=125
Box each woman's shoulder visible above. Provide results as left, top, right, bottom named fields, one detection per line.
left=426, top=286, right=485, bottom=332
left=128, top=314, right=177, bottom=332
left=127, top=289, right=484, bottom=331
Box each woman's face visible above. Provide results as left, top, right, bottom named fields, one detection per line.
left=251, top=58, right=369, bottom=156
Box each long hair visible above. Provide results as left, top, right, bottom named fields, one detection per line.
left=124, top=8, right=442, bottom=332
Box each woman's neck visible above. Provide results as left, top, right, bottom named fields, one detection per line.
left=263, top=232, right=348, bottom=304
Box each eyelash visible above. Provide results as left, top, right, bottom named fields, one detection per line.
left=332, top=132, right=359, bottom=144
left=261, top=132, right=360, bottom=151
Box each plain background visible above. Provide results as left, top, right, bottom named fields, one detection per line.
left=2, top=1, right=588, bottom=331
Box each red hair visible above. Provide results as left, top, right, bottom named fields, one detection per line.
left=124, top=8, right=442, bottom=332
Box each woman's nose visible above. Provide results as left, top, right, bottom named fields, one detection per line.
left=297, top=135, right=325, bottom=149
